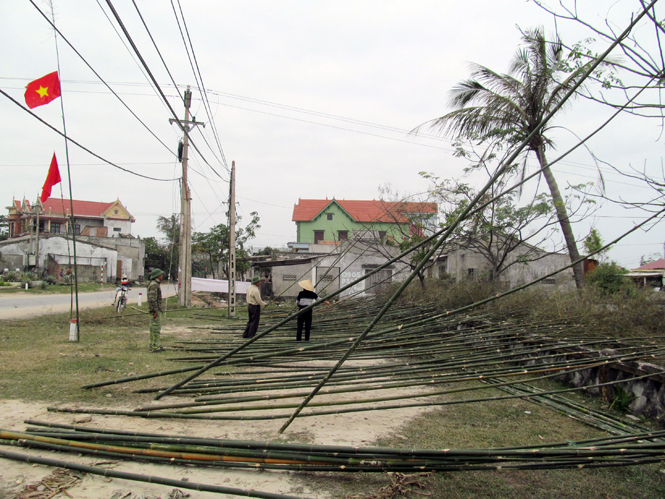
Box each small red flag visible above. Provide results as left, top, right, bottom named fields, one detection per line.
left=25, top=71, right=61, bottom=109
left=41, top=153, right=61, bottom=202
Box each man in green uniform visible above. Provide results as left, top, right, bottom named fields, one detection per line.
left=147, top=269, right=165, bottom=352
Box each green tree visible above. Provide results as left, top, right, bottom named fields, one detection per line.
left=418, top=28, right=594, bottom=289
left=193, top=212, right=260, bottom=280
left=425, top=173, right=558, bottom=282
left=583, top=228, right=609, bottom=262
left=586, top=262, right=633, bottom=295
left=143, top=237, right=169, bottom=278
left=155, top=215, right=180, bottom=279
left=0, top=215, right=8, bottom=241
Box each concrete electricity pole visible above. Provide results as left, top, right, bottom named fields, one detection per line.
left=228, top=161, right=237, bottom=318
left=170, top=87, right=204, bottom=308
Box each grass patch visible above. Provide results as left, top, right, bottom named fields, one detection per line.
left=0, top=282, right=109, bottom=294
left=0, top=300, right=243, bottom=405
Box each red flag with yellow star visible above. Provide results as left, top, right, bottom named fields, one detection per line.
left=24, top=72, right=61, bottom=109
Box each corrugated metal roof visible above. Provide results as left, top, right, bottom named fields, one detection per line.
left=292, top=198, right=437, bottom=223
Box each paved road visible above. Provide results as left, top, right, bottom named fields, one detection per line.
left=0, top=283, right=178, bottom=320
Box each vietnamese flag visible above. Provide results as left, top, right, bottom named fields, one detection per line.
left=41, top=153, right=61, bottom=202
left=25, top=71, right=61, bottom=109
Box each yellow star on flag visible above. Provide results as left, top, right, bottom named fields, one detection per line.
left=36, top=86, right=50, bottom=98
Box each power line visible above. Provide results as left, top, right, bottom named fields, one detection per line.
left=128, top=0, right=184, bottom=106
left=173, top=0, right=228, bottom=168
left=28, top=0, right=176, bottom=157
left=102, top=0, right=216, bottom=176
left=0, top=88, right=177, bottom=182
left=168, top=0, right=229, bottom=178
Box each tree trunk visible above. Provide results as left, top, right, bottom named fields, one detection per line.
left=536, top=146, right=585, bottom=289
left=417, top=270, right=427, bottom=291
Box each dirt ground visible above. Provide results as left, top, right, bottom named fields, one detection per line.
left=0, top=386, right=433, bottom=499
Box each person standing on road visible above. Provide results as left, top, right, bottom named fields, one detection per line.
left=295, top=279, right=330, bottom=342
left=147, top=269, right=165, bottom=352
left=242, top=276, right=268, bottom=339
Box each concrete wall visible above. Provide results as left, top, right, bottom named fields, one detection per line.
left=0, top=235, right=123, bottom=282
left=105, top=218, right=133, bottom=236
left=269, top=241, right=410, bottom=299
left=435, top=244, right=575, bottom=290
left=76, top=235, right=145, bottom=280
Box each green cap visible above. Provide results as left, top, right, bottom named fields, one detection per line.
left=149, top=269, right=165, bottom=280
left=252, top=276, right=263, bottom=284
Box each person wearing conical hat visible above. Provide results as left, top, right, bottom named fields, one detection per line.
left=242, top=275, right=268, bottom=339
left=295, top=279, right=330, bottom=342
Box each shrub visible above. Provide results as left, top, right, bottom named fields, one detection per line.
left=585, top=262, right=634, bottom=296
left=43, top=274, right=57, bottom=285
left=4, top=270, right=20, bottom=282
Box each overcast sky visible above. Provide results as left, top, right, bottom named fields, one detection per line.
left=2, top=0, right=663, bottom=268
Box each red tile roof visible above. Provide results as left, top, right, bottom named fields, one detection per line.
left=636, top=258, right=665, bottom=271
left=292, top=199, right=437, bottom=223
left=39, top=198, right=130, bottom=219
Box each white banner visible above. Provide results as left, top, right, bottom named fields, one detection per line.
left=191, top=277, right=251, bottom=294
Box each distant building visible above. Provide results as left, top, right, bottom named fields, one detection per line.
left=292, top=198, right=438, bottom=245
left=2, top=198, right=144, bottom=281
left=6, top=198, right=135, bottom=238
left=628, top=258, right=665, bottom=289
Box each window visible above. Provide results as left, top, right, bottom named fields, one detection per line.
left=326, top=213, right=333, bottom=220
left=314, top=230, right=324, bottom=244
left=114, top=209, right=119, bottom=215
left=438, top=256, right=448, bottom=278
left=542, top=278, right=556, bottom=285
left=68, top=224, right=81, bottom=235
left=338, top=230, right=348, bottom=241
left=467, top=268, right=476, bottom=279
left=378, top=231, right=386, bottom=243
left=113, top=227, right=121, bottom=232
left=50, top=223, right=61, bottom=234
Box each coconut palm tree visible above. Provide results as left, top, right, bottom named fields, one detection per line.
left=420, top=28, right=588, bottom=288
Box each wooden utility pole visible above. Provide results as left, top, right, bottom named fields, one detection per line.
left=228, top=161, right=237, bottom=318
left=170, top=86, right=204, bottom=308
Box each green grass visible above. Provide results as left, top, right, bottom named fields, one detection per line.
left=0, top=299, right=242, bottom=405
left=0, top=282, right=109, bottom=294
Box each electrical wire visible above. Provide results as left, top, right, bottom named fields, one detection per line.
left=0, top=88, right=177, bottom=182
left=28, top=0, right=176, bottom=158
left=102, top=0, right=215, bottom=175
left=170, top=0, right=229, bottom=174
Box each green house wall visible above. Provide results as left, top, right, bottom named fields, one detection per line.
left=296, top=201, right=409, bottom=244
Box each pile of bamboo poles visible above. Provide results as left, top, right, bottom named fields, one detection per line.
left=59, top=298, right=665, bottom=428
left=3, top=420, right=665, bottom=473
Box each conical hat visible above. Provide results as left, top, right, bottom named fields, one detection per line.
left=298, top=279, right=315, bottom=292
